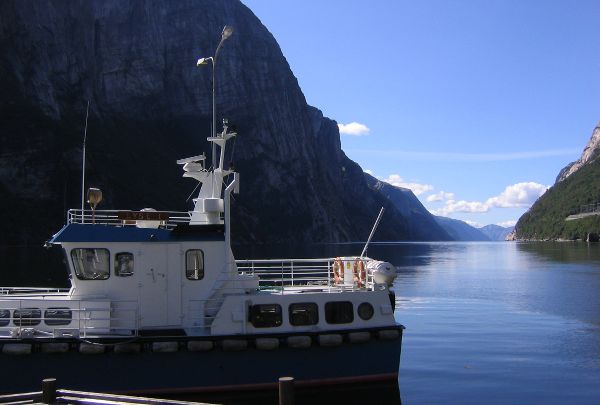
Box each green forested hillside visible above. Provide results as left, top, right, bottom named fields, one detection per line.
left=516, top=157, right=600, bottom=240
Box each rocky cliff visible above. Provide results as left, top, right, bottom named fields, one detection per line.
left=556, top=122, right=600, bottom=183
left=0, top=0, right=444, bottom=249
left=515, top=122, right=600, bottom=240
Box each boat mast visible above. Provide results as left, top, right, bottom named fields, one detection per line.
left=80, top=100, right=90, bottom=223
left=177, top=26, right=238, bottom=227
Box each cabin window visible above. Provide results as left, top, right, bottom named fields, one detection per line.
left=289, top=303, right=319, bottom=326
left=44, top=308, right=72, bottom=326
left=186, top=250, right=205, bottom=280
left=71, top=248, right=110, bottom=280
left=357, top=302, right=375, bottom=320
left=248, top=304, right=282, bottom=328
left=325, top=301, right=354, bottom=324
left=13, top=308, right=41, bottom=326
left=114, top=252, right=134, bottom=277
left=0, top=309, right=9, bottom=327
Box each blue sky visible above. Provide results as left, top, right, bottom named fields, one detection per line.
left=242, top=0, right=600, bottom=227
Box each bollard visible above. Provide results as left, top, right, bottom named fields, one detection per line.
left=278, top=376, right=295, bottom=405
left=41, top=378, right=57, bottom=404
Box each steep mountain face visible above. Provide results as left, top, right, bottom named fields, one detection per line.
left=479, top=224, right=513, bottom=241
left=0, top=0, right=439, bottom=248
left=434, top=216, right=490, bottom=241
left=556, top=122, right=600, bottom=183
left=365, top=175, right=452, bottom=241
left=516, top=123, right=600, bottom=240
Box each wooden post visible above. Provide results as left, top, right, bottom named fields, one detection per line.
left=278, top=376, right=295, bottom=405
left=42, top=378, right=57, bottom=404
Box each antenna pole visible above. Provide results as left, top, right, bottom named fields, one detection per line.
left=81, top=100, right=90, bottom=223
left=361, top=207, right=385, bottom=258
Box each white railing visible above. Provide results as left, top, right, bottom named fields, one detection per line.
left=0, top=287, right=70, bottom=295
left=67, top=209, right=192, bottom=228
left=0, top=299, right=139, bottom=339
left=236, top=258, right=374, bottom=293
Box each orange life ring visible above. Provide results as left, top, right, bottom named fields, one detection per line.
left=353, top=258, right=366, bottom=288
left=333, top=257, right=343, bottom=284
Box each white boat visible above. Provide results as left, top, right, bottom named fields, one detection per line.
left=0, top=48, right=403, bottom=399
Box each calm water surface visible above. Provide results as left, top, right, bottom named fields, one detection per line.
left=2, top=242, right=599, bottom=404
left=366, top=242, right=600, bottom=404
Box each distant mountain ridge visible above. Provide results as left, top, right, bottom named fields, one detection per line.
left=434, top=216, right=490, bottom=241
left=479, top=224, right=514, bottom=241
left=515, top=122, right=600, bottom=240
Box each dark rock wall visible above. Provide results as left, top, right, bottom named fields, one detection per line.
left=0, top=0, right=443, bottom=247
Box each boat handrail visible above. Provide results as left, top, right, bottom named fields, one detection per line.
left=0, top=298, right=139, bottom=339
left=0, top=287, right=70, bottom=295
left=67, top=209, right=192, bottom=228
left=236, top=257, right=375, bottom=291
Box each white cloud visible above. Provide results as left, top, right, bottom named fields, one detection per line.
left=426, top=191, right=455, bottom=202
left=364, top=169, right=373, bottom=175
left=430, top=182, right=548, bottom=216
left=485, top=182, right=548, bottom=208
left=338, top=122, right=370, bottom=136
left=383, top=174, right=433, bottom=196
left=497, top=220, right=517, bottom=227
left=431, top=199, right=489, bottom=216
left=465, top=220, right=483, bottom=228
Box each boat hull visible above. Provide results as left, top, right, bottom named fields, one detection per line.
left=0, top=328, right=402, bottom=396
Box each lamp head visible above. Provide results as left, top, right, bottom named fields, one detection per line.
left=221, top=25, right=234, bottom=40
left=196, top=57, right=212, bottom=66
left=87, top=187, right=103, bottom=210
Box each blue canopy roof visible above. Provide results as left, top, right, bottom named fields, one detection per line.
left=49, top=223, right=225, bottom=243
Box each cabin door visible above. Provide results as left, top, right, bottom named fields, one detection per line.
left=139, top=245, right=168, bottom=327
left=166, top=244, right=182, bottom=325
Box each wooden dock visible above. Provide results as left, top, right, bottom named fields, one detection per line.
left=0, top=379, right=216, bottom=405
left=0, top=377, right=298, bottom=405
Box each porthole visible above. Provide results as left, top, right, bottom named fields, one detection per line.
left=13, top=308, right=41, bottom=326
left=71, top=248, right=110, bottom=280
left=186, top=250, right=205, bottom=280
left=0, top=309, right=9, bottom=327
left=357, top=302, right=374, bottom=320
left=289, top=303, right=319, bottom=326
left=115, top=252, right=134, bottom=277
left=249, top=304, right=282, bottom=328
left=44, top=308, right=72, bottom=326
left=325, top=301, right=354, bottom=324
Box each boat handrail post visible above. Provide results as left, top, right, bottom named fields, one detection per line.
left=327, top=259, right=332, bottom=291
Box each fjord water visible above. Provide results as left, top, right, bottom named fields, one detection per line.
left=2, top=242, right=599, bottom=404
left=367, top=242, right=600, bottom=404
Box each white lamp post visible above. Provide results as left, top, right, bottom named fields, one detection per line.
left=197, top=25, right=234, bottom=172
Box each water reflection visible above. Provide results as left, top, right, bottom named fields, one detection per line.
left=397, top=297, right=600, bottom=404
left=3, top=241, right=600, bottom=403
left=517, top=241, right=600, bottom=264
left=386, top=242, right=600, bottom=404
